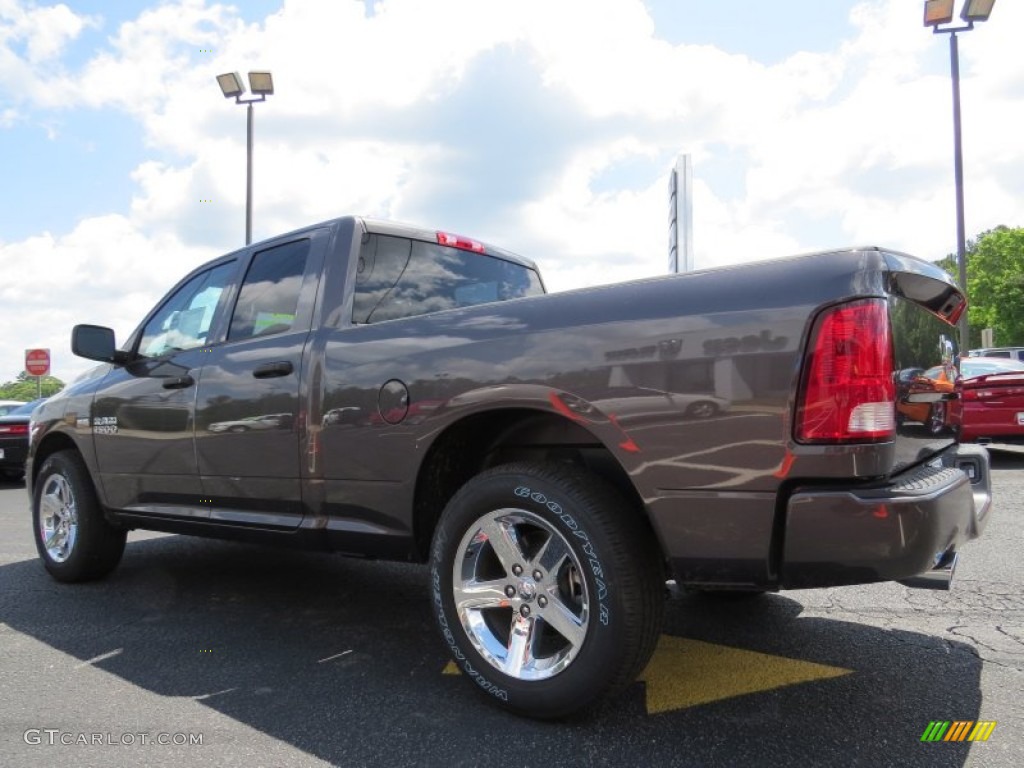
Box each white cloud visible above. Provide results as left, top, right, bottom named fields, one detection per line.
left=0, top=214, right=219, bottom=382
left=0, top=0, right=91, bottom=61
left=1, top=0, right=1022, bottom=383
left=0, top=1, right=95, bottom=108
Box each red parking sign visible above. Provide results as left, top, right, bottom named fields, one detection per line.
left=25, top=348, right=50, bottom=377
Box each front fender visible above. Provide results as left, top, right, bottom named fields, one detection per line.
left=27, top=368, right=108, bottom=502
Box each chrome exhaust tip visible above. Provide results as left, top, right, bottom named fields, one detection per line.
left=898, top=551, right=958, bottom=591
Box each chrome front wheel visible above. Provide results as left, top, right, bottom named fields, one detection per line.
left=32, top=450, right=126, bottom=582
left=38, top=472, right=78, bottom=563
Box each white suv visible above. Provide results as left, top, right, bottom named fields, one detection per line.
left=0, top=400, right=27, bottom=416
left=967, top=347, right=1024, bottom=361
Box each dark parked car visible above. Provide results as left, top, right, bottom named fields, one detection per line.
left=0, top=398, right=46, bottom=480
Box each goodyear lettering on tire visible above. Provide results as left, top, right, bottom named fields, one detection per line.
left=514, top=485, right=610, bottom=625
left=431, top=525, right=509, bottom=700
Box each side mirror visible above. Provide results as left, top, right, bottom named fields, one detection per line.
left=72, top=325, right=127, bottom=364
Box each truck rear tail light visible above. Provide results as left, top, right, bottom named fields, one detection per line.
left=437, top=231, right=485, bottom=253
left=796, top=298, right=895, bottom=443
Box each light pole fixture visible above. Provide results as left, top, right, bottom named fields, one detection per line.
left=923, top=0, right=996, bottom=352
left=217, top=70, right=275, bottom=245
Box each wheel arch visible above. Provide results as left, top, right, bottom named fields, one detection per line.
left=31, top=431, right=80, bottom=487
left=30, top=430, right=106, bottom=509
left=411, top=406, right=649, bottom=561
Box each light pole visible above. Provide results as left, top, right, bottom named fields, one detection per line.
left=216, top=71, right=274, bottom=245
left=923, top=0, right=996, bottom=352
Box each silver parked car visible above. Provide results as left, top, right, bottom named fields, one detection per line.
left=967, top=346, right=1024, bottom=362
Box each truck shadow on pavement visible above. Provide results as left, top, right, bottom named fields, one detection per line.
left=1, top=532, right=983, bottom=768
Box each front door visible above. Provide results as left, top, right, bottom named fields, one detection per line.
left=92, top=260, right=238, bottom=512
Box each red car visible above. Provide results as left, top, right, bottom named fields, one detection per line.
left=925, top=357, right=1024, bottom=443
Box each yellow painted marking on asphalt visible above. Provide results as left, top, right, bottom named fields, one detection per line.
left=441, top=635, right=851, bottom=714
left=639, top=635, right=851, bottom=714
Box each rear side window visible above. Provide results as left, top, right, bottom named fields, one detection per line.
left=229, top=240, right=311, bottom=340
left=352, top=235, right=543, bottom=324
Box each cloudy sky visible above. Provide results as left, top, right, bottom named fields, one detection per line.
left=1, top=0, right=1021, bottom=382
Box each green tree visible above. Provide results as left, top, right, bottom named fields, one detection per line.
left=0, top=371, right=65, bottom=401
left=964, top=226, right=1024, bottom=348
left=935, top=252, right=958, bottom=282
left=935, top=226, right=1024, bottom=349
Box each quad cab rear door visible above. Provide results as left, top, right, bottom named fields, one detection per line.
left=193, top=228, right=329, bottom=529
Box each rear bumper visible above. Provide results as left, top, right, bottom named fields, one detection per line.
left=781, top=443, right=991, bottom=589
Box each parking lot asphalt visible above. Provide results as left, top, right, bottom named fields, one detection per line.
left=1, top=451, right=1022, bottom=767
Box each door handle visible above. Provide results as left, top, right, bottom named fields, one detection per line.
left=162, top=375, right=195, bottom=390
left=253, top=361, right=294, bottom=379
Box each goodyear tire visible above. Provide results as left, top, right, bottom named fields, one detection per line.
left=32, top=450, right=126, bottom=583
left=430, top=462, right=664, bottom=718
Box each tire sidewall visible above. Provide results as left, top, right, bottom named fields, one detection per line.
left=431, top=466, right=630, bottom=717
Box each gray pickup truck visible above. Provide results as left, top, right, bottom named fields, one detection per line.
left=28, top=216, right=992, bottom=718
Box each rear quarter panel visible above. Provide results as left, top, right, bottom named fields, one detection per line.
left=311, top=249, right=919, bottom=557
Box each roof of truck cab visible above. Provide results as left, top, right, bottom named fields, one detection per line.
left=358, top=217, right=539, bottom=271
left=237, top=216, right=540, bottom=273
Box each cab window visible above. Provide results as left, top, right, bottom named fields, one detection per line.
left=228, top=240, right=311, bottom=340
left=352, top=235, right=543, bottom=324
left=139, top=262, right=236, bottom=357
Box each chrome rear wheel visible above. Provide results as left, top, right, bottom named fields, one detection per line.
left=453, top=508, right=589, bottom=681
left=431, top=462, right=664, bottom=719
